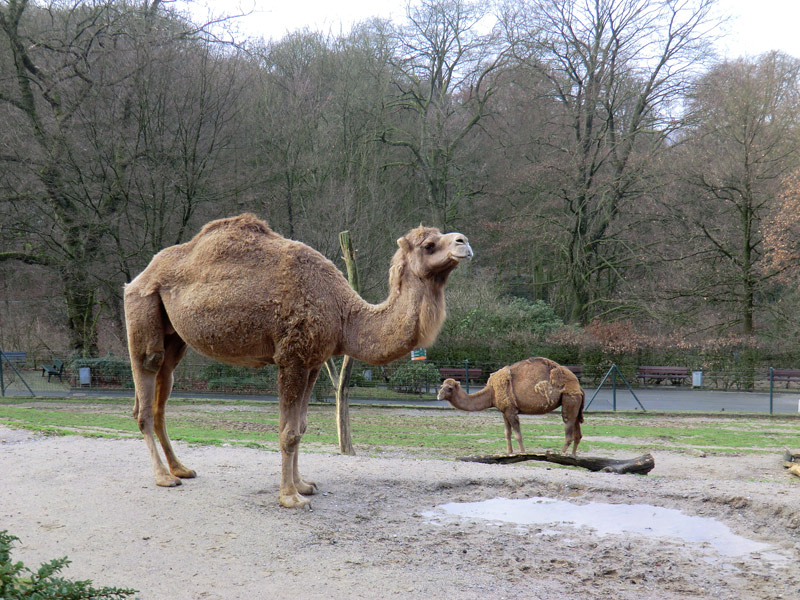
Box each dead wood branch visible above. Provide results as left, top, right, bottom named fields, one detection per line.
left=459, top=451, right=655, bottom=475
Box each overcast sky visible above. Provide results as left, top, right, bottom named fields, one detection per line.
left=177, top=0, right=800, bottom=60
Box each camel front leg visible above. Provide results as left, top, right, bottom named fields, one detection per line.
left=508, top=412, right=526, bottom=453
left=292, top=367, right=319, bottom=496
left=277, top=365, right=316, bottom=508
left=502, top=416, right=514, bottom=454
left=292, top=449, right=317, bottom=496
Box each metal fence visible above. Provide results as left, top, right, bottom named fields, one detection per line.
left=3, top=351, right=800, bottom=414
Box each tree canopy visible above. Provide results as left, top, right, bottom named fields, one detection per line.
left=2, top=0, right=800, bottom=358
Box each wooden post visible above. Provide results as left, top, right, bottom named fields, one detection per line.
left=335, top=231, right=358, bottom=455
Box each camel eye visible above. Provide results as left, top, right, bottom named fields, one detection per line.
left=424, top=241, right=436, bottom=252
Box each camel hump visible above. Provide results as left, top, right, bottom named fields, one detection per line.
left=197, top=213, right=275, bottom=238
left=525, top=356, right=559, bottom=370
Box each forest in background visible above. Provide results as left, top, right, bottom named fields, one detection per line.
left=4, top=0, right=800, bottom=372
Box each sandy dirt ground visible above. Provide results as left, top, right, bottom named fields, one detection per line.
left=1, top=423, right=799, bottom=600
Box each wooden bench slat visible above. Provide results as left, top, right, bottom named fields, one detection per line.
left=636, top=366, right=689, bottom=386
left=770, top=369, right=800, bottom=379
left=769, top=368, right=800, bottom=387
left=439, top=368, right=482, bottom=382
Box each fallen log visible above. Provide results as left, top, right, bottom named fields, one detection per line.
left=783, top=449, right=800, bottom=462
left=459, top=451, right=655, bottom=475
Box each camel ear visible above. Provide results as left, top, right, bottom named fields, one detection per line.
left=396, top=236, right=412, bottom=253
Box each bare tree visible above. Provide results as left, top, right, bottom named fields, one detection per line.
left=380, top=0, right=507, bottom=229
left=245, top=25, right=419, bottom=299
left=0, top=1, right=250, bottom=354
left=500, top=0, right=719, bottom=324
left=670, top=52, right=800, bottom=334
left=0, top=0, right=139, bottom=354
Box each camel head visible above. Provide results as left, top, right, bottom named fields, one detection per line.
left=393, top=227, right=472, bottom=283
left=437, top=378, right=462, bottom=401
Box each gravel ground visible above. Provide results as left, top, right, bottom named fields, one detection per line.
left=1, top=423, right=799, bottom=600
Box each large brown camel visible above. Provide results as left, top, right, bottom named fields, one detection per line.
left=437, top=357, right=584, bottom=455
left=124, top=213, right=472, bottom=508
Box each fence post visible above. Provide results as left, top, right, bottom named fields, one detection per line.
left=464, top=359, right=470, bottom=394
left=769, top=366, right=774, bottom=415
left=612, top=363, right=617, bottom=412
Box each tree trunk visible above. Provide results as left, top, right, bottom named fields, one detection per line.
left=335, top=230, right=358, bottom=455
left=459, top=451, right=655, bottom=475
left=336, top=355, right=355, bottom=455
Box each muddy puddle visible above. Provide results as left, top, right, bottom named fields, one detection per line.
left=424, top=496, right=786, bottom=564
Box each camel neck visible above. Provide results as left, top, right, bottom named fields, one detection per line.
left=448, top=385, right=495, bottom=411
left=341, top=272, right=445, bottom=365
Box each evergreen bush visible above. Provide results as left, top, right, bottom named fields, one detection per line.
left=389, top=361, right=441, bottom=394
left=0, top=530, right=136, bottom=599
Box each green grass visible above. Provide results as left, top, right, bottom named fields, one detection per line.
left=1, top=397, right=798, bottom=458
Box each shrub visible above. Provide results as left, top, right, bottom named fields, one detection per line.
left=69, top=356, right=131, bottom=385
left=197, top=364, right=277, bottom=392
left=389, top=361, right=440, bottom=394
left=0, top=530, right=136, bottom=599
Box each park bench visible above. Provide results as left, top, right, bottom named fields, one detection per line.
left=564, top=365, right=583, bottom=381
left=769, top=368, right=800, bottom=388
left=1, top=351, right=27, bottom=365
left=40, top=358, right=64, bottom=383
left=439, top=367, right=483, bottom=383
left=636, top=365, right=689, bottom=386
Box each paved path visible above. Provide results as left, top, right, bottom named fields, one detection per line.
left=583, top=386, right=800, bottom=414
left=9, top=385, right=798, bottom=415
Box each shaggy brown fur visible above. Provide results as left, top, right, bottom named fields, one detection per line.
left=437, top=357, right=585, bottom=455
left=125, top=214, right=472, bottom=508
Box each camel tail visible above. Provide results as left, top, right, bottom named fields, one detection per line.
left=578, top=390, right=585, bottom=424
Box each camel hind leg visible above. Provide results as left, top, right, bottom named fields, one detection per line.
left=125, top=287, right=179, bottom=487
left=153, top=332, right=194, bottom=480
left=561, top=392, right=584, bottom=455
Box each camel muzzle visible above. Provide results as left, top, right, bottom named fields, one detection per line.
left=452, top=242, right=473, bottom=262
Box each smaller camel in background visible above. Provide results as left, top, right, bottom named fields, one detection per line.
left=437, top=357, right=584, bottom=455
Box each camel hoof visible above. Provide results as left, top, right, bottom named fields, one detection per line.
left=156, top=475, right=182, bottom=487
left=295, top=480, right=317, bottom=495
left=171, top=466, right=197, bottom=479
left=280, top=492, right=312, bottom=509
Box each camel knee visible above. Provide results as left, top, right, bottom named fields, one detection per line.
left=135, top=404, right=154, bottom=433
left=280, top=427, right=302, bottom=451
left=136, top=414, right=151, bottom=434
